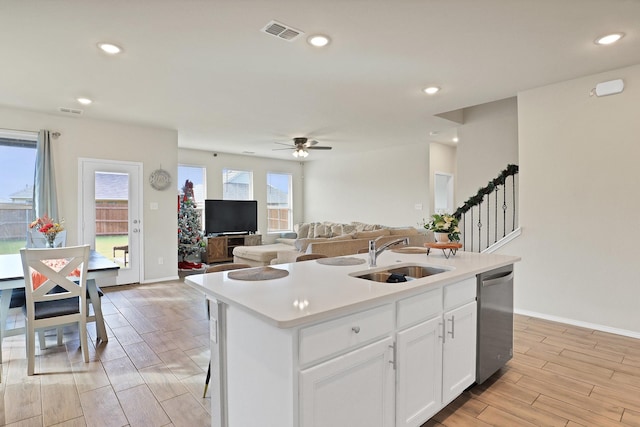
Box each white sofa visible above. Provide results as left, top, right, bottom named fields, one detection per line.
left=232, top=221, right=433, bottom=266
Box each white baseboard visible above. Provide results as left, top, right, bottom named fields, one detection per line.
left=515, top=308, right=640, bottom=340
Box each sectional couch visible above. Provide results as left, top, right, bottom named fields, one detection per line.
left=231, top=221, right=433, bottom=266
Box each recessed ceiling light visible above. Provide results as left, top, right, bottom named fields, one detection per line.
left=308, top=35, right=330, bottom=47
left=423, top=86, right=440, bottom=95
left=452, top=137, right=459, bottom=143
left=595, top=33, right=624, bottom=45
left=77, top=97, right=92, bottom=105
left=97, top=42, right=123, bottom=54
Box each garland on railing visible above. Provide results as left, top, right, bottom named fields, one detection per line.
left=453, top=164, right=519, bottom=219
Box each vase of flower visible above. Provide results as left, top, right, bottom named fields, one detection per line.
left=423, top=213, right=460, bottom=243
left=30, top=215, right=64, bottom=248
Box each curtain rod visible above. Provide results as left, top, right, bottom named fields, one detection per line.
left=1, top=127, right=61, bottom=138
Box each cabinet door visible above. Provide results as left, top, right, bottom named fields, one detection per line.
left=300, top=337, right=395, bottom=427
left=207, top=237, right=228, bottom=262
left=396, top=316, right=442, bottom=427
left=442, top=301, right=477, bottom=404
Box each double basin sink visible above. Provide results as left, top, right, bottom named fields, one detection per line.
left=350, top=263, right=451, bottom=284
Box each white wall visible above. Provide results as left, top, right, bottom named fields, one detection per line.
left=456, top=97, right=519, bottom=206
left=504, top=63, right=640, bottom=335
left=303, top=143, right=430, bottom=227
left=178, top=149, right=303, bottom=244
left=0, top=106, right=178, bottom=283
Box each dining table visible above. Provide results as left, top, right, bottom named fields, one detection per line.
left=0, top=250, right=119, bottom=364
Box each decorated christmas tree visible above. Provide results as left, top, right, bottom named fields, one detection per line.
left=178, top=179, right=205, bottom=269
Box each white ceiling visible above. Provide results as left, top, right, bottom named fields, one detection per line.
left=1, top=0, right=639, bottom=160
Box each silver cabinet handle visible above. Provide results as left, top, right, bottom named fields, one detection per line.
left=389, top=343, right=396, bottom=369
left=448, top=315, right=455, bottom=339
left=352, top=326, right=360, bottom=334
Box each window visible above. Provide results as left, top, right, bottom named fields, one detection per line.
left=178, top=165, right=206, bottom=227
left=0, top=130, right=38, bottom=254
left=267, top=172, right=292, bottom=233
left=222, top=169, right=253, bottom=200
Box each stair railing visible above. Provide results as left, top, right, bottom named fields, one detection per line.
left=454, top=164, right=519, bottom=253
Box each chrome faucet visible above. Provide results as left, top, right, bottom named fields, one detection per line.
left=369, top=237, right=409, bottom=267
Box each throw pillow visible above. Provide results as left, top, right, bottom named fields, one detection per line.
left=314, top=224, right=331, bottom=238
left=295, top=223, right=310, bottom=239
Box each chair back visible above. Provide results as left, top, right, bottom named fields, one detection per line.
left=20, top=245, right=90, bottom=319
left=27, top=229, right=67, bottom=248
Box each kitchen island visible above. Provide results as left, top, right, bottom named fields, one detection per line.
left=185, top=249, right=520, bottom=427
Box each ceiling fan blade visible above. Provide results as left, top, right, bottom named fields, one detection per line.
left=307, top=146, right=332, bottom=150
left=304, top=139, right=319, bottom=147
left=274, top=141, right=294, bottom=147
left=272, top=147, right=294, bottom=151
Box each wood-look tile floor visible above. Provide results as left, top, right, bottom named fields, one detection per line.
left=2, top=280, right=640, bottom=426
left=0, top=280, right=211, bottom=427
left=425, top=314, right=640, bottom=427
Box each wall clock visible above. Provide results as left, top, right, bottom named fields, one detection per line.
left=149, top=168, right=172, bottom=191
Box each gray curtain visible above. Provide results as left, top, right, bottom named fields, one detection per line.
left=32, top=129, right=58, bottom=219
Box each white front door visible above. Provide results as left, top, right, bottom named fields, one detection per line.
left=79, top=158, right=143, bottom=285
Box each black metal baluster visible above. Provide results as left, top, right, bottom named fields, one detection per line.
left=470, top=209, right=474, bottom=252
left=512, top=174, right=516, bottom=232
left=502, top=184, right=507, bottom=238
left=477, top=201, right=482, bottom=253
left=494, top=187, right=499, bottom=244
left=486, top=193, right=490, bottom=249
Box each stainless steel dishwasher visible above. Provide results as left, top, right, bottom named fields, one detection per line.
left=476, top=264, right=514, bottom=384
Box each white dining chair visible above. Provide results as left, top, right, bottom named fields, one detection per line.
left=25, top=228, right=69, bottom=348
left=20, top=245, right=90, bottom=375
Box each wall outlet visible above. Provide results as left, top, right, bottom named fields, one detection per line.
left=414, top=203, right=423, bottom=210
left=158, top=257, right=164, bottom=265
left=150, top=202, right=159, bottom=210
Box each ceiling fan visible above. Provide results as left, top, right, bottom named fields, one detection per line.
left=273, top=137, right=332, bottom=158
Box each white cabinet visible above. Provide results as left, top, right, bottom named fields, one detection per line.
left=442, top=300, right=477, bottom=404
left=300, top=337, right=395, bottom=427
left=395, top=277, right=477, bottom=427
left=396, top=316, right=442, bottom=427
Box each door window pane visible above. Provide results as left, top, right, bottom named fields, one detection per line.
left=223, top=169, right=253, bottom=200
left=267, top=173, right=292, bottom=232
left=0, top=131, right=37, bottom=254
left=95, top=172, right=129, bottom=268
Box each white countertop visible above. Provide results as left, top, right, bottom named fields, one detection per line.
left=184, top=250, right=520, bottom=329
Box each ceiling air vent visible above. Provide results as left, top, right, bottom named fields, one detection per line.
left=58, top=107, right=83, bottom=115
left=261, top=20, right=304, bottom=42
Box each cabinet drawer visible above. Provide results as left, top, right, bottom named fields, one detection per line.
left=444, top=277, right=476, bottom=310
left=299, top=304, right=393, bottom=366
left=396, top=287, right=442, bottom=329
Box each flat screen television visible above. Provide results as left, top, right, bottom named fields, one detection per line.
left=205, top=199, right=258, bottom=235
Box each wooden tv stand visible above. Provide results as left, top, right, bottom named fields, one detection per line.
left=206, top=234, right=262, bottom=263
